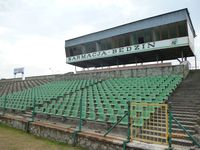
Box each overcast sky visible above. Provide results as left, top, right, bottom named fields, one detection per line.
left=0, top=0, right=199, bottom=78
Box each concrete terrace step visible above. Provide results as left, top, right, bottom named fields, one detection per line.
left=171, top=96, right=200, bottom=100
left=171, top=105, right=200, bottom=108
left=173, top=96, right=200, bottom=99
left=171, top=107, right=199, bottom=112
left=172, top=128, right=195, bottom=135
left=172, top=113, right=197, bottom=119
left=171, top=102, right=200, bottom=105
left=171, top=98, right=200, bottom=101
left=172, top=138, right=193, bottom=146
left=172, top=116, right=197, bottom=123
left=172, top=124, right=195, bottom=131
left=171, top=110, right=198, bottom=115
left=172, top=119, right=196, bottom=126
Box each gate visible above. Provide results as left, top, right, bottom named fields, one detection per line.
left=130, top=102, right=168, bottom=145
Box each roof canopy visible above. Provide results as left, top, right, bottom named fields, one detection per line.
left=65, top=8, right=196, bottom=68
left=65, top=8, right=195, bottom=47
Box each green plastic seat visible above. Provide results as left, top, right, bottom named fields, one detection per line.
left=87, top=112, right=96, bottom=120
left=142, top=110, right=150, bottom=119
left=56, top=109, right=63, bottom=116
left=107, top=115, right=117, bottom=123
left=121, top=116, right=128, bottom=125
left=62, top=110, right=71, bottom=117
left=70, top=110, right=78, bottom=118
left=107, top=108, right=114, bottom=115
left=50, top=108, right=57, bottom=115
left=133, top=118, right=144, bottom=127
left=97, top=113, right=106, bottom=122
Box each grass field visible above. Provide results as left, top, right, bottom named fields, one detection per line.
left=0, top=123, right=86, bottom=150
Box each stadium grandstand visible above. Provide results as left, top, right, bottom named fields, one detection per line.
left=0, top=8, right=200, bottom=150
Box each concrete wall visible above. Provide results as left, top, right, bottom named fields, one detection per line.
left=25, top=74, right=61, bottom=80
left=0, top=78, right=22, bottom=82
left=0, top=115, right=167, bottom=150
left=61, top=63, right=189, bottom=80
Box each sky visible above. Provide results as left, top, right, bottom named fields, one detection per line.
left=0, top=0, right=199, bottom=78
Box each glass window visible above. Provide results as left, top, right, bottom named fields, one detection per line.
left=161, top=27, right=169, bottom=40
left=85, top=42, right=96, bottom=53
left=154, top=28, right=160, bottom=41
left=123, top=34, right=130, bottom=46
left=178, top=21, right=187, bottom=37
left=144, top=29, right=152, bottom=42
left=65, top=47, right=71, bottom=57
left=169, top=24, right=177, bottom=38
left=131, top=33, right=137, bottom=44
left=99, top=38, right=112, bottom=50
left=69, top=45, right=82, bottom=56
left=137, top=31, right=144, bottom=44
left=112, top=34, right=130, bottom=48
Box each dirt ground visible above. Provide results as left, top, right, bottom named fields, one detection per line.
left=0, top=124, right=86, bottom=150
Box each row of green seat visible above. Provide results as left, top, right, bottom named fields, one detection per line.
left=35, top=75, right=182, bottom=126
left=0, top=79, right=100, bottom=111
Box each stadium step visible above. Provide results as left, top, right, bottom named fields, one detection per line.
left=172, top=113, right=198, bottom=119
left=172, top=138, right=193, bottom=146
left=170, top=70, right=200, bottom=147
left=171, top=107, right=199, bottom=112
left=171, top=110, right=198, bottom=116
left=172, top=124, right=195, bottom=131
left=172, top=116, right=197, bottom=123
left=172, top=119, right=196, bottom=126
left=172, top=128, right=195, bottom=135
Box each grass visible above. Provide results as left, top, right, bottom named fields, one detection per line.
left=0, top=123, right=86, bottom=150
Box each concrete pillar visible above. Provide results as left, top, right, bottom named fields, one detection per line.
left=156, top=55, right=159, bottom=64
left=74, top=66, right=77, bottom=74
left=181, top=51, right=184, bottom=62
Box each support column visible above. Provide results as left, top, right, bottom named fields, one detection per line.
left=156, top=55, right=159, bottom=64
left=75, top=66, right=77, bottom=74
left=135, top=57, right=137, bottom=66
left=181, top=51, right=184, bottom=62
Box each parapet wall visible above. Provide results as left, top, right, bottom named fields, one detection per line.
left=63, top=62, right=190, bottom=80
left=0, top=77, right=22, bottom=82
left=25, top=74, right=61, bottom=80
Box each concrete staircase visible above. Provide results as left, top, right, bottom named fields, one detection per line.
left=170, top=70, right=200, bottom=147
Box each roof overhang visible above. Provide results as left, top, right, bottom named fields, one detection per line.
left=65, top=8, right=195, bottom=47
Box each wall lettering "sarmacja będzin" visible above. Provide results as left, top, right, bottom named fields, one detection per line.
left=67, top=42, right=155, bottom=63
left=66, top=37, right=188, bottom=63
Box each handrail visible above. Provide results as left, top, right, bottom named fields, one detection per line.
left=104, top=101, right=131, bottom=150
left=104, top=112, right=128, bottom=137
left=172, top=114, right=200, bottom=148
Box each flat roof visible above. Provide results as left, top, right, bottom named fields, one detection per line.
left=65, top=8, right=195, bottom=47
